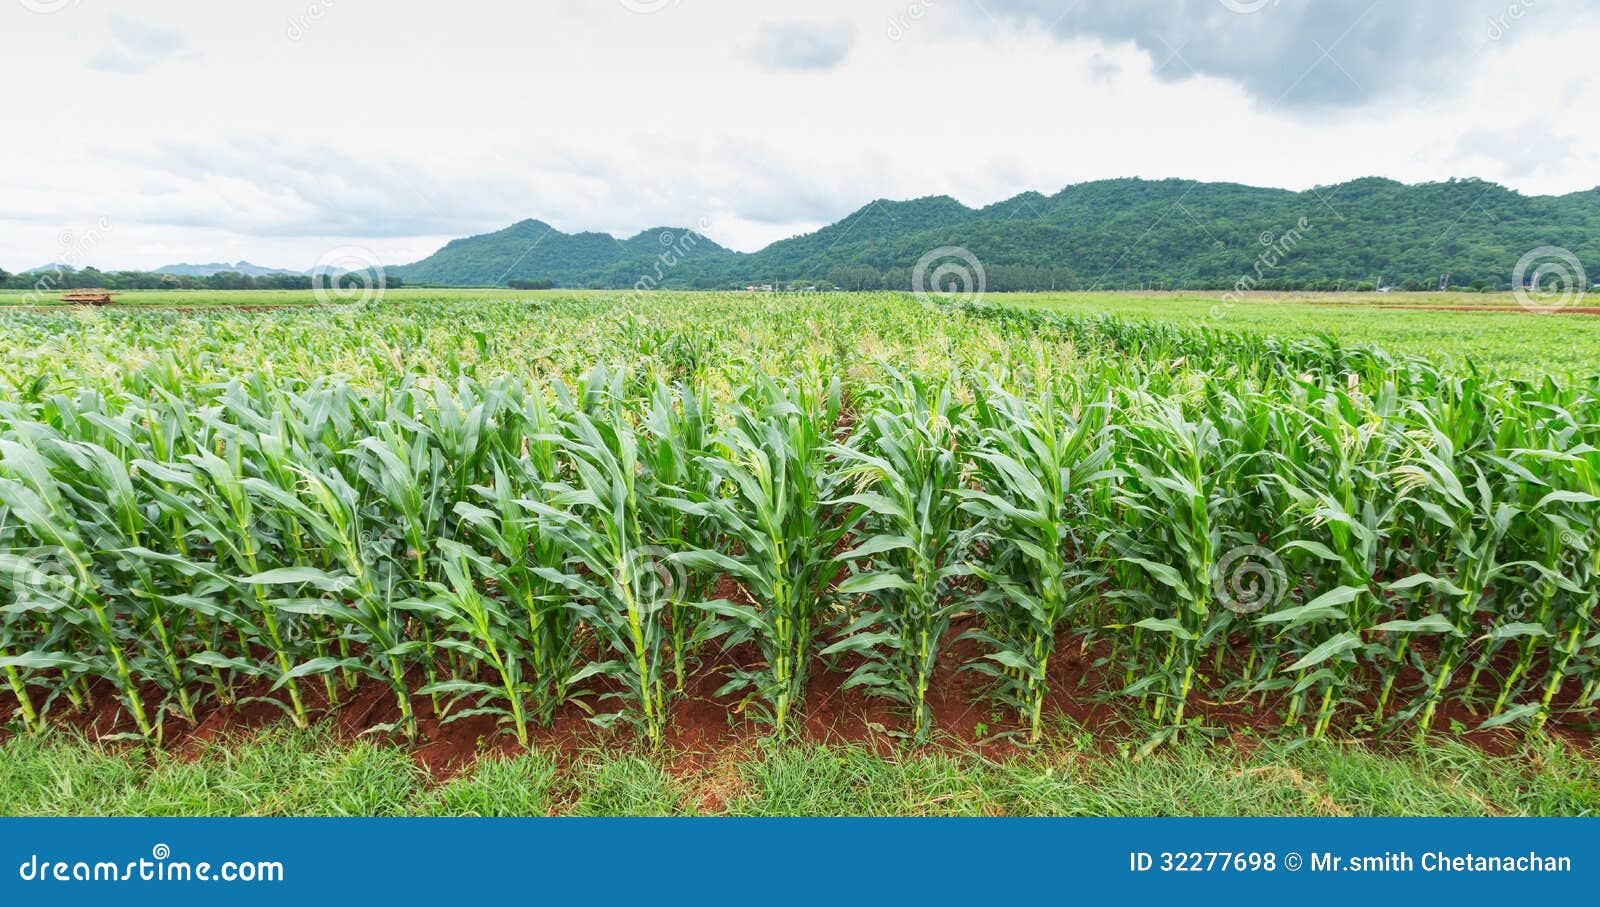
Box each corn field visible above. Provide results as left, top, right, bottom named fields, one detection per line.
left=0, top=293, right=1596, bottom=745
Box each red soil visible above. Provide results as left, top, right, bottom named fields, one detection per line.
left=3, top=612, right=1590, bottom=793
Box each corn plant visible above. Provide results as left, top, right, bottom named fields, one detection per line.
left=1101, top=398, right=1232, bottom=729
left=147, top=439, right=324, bottom=727
left=529, top=369, right=684, bottom=747
left=266, top=463, right=424, bottom=738
left=1270, top=383, right=1406, bottom=735
left=960, top=379, right=1113, bottom=742
left=674, top=373, right=846, bottom=730
left=0, top=438, right=156, bottom=738
left=640, top=380, right=719, bottom=692
left=1389, top=407, right=1532, bottom=733
left=453, top=390, right=575, bottom=726
left=825, top=372, right=971, bottom=741
left=414, top=542, right=539, bottom=745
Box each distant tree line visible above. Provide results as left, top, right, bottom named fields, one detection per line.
left=816, top=264, right=1511, bottom=293
left=0, top=267, right=401, bottom=293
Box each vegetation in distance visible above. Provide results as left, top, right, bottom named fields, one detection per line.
left=0, top=266, right=399, bottom=295
left=383, top=176, right=1600, bottom=291
left=4, top=287, right=1598, bottom=378
left=7, top=177, right=1596, bottom=294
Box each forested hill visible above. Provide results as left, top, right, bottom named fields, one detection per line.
left=390, top=178, right=1600, bottom=292
left=392, top=220, right=730, bottom=287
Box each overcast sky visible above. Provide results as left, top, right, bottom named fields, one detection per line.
left=3, top=0, right=1597, bottom=272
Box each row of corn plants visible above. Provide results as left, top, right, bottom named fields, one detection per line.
left=1, top=298, right=1596, bottom=746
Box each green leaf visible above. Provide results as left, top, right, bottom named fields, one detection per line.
left=1301, top=586, right=1363, bottom=611
left=1284, top=631, right=1362, bottom=672
left=1121, top=557, right=1185, bottom=590
left=1132, top=618, right=1194, bottom=640
left=240, top=567, right=353, bottom=593
left=1371, top=614, right=1460, bottom=635
left=835, top=572, right=914, bottom=596
left=1384, top=573, right=1467, bottom=597
left=1480, top=622, right=1550, bottom=642
left=1479, top=703, right=1542, bottom=730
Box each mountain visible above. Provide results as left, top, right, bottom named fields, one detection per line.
left=392, top=220, right=732, bottom=287
left=390, top=177, right=1600, bottom=292
left=156, top=261, right=303, bottom=278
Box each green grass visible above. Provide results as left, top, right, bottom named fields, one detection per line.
left=1010, top=290, right=1600, bottom=377
left=418, top=751, right=561, bottom=817
left=3, top=723, right=1595, bottom=817
left=0, top=726, right=418, bottom=816
left=4, top=288, right=1591, bottom=377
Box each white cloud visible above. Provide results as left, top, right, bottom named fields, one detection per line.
left=741, top=20, right=857, bottom=72
left=0, top=0, right=1595, bottom=273
left=87, top=14, right=200, bottom=74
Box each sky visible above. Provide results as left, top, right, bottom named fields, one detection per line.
left=2, top=0, right=1597, bottom=273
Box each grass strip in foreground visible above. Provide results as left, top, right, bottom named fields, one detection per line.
left=1, top=722, right=1596, bottom=817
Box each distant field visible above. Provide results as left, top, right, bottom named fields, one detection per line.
left=2, top=287, right=1593, bottom=376
left=1008, top=290, right=1600, bottom=377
